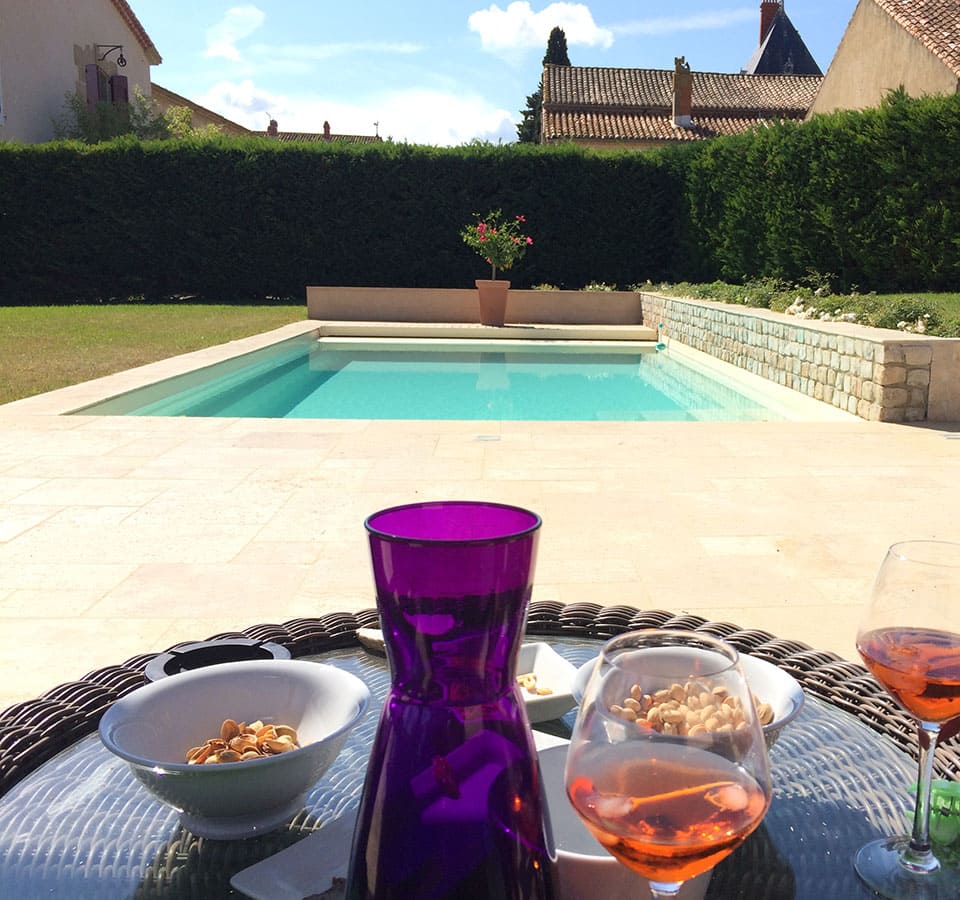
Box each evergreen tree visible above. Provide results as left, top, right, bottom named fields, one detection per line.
left=545, top=27, right=571, bottom=67
left=516, top=27, right=571, bottom=143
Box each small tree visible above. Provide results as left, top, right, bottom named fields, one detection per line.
left=52, top=86, right=221, bottom=143
left=516, top=26, right=571, bottom=143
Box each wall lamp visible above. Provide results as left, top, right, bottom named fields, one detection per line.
left=96, top=44, right=127, bottom=67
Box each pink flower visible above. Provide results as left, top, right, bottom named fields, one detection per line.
left=526, top=237, right=533, bottom=245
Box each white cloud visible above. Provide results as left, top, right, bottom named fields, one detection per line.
left=612, top=8, right=756, bottom=38
left=199, top=80, right=515, bottom=146
left=205, top=5, right=266, bottom=61
left=249, top=41, right=423, bottom=63
left=375, top=89, right=516, bottom=145
left=468, top=2, right=613, bottom=55
left=200, top=79, right=278, bottom=123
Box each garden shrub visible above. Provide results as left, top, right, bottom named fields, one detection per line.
left=1, top=90, right=959, bottom=305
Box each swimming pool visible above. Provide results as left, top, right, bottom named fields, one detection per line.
left=72, top=334, right=791, bottom=421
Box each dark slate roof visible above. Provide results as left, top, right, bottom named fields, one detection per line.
left=745, top=8, right=822, bottom=75
left=873, top=0, right=960, bottom=77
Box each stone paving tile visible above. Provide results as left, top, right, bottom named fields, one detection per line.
left=0, top=324, right=958, bottom=710
left=0, top=506, right=60, bottom=543
left=87, top=562, right=311, bottom=619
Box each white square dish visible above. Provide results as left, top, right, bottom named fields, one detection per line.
left=517, top=642, right=578, bottom=723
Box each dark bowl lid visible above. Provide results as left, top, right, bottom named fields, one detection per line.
left=144, top=640, right=292, bottom=682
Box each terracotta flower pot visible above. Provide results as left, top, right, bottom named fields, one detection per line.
left=475, top=279, right=510, bottom=327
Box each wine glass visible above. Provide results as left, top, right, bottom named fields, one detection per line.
left=564, top=630, right=773, bottom=899
left=854, top=540, right=960, bottom=899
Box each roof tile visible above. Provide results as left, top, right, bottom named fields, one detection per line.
left=541, top=64, right=820, bottom=143
left=542, top=110, right=785, bottom=143
left=252, top=131, right=383, bottom=144
left=543, top=65, right=821, bottom=115
left=872, top=0, right=960, bottom=76
left=111, top=0, right=161, bottom=65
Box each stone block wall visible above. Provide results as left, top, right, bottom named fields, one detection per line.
left=639, top=293, right=959, bottom=423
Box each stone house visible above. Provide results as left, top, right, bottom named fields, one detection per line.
left=809, top=0, right=960, bottom=116
left=540, top=1, right=822, bottom=149
left=0, top=0, right=380, bottom=145
left=540, top=62, right=820, bottom=151
left=0, top=0, right=160, bottom=143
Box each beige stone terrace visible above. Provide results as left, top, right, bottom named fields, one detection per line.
left=1, top=320, right=959, bottom=712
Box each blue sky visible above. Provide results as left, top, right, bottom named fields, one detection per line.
left=132, top=1, right=858, bottom=145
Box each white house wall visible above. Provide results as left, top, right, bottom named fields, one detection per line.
left=0, top=0, right=155, bottom=143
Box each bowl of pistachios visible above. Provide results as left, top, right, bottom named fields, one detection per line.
left=573, top=650, right=804, bottom=748
left=99, top=659, right=370, bottom=839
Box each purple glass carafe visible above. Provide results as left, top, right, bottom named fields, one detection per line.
left=346, top=501, right=557, bottom=900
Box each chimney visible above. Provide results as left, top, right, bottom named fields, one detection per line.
left=672, top=57, right=692, bottom=128
left=323, top=120, right=331, bottom=140
left=267, top=119, right=278, bottom=138
left=760, top=1, right=781, bottom=43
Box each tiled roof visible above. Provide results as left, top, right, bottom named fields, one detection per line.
left=745, top=9, right=823, bottom=75
left=150, top=84, right=252, bottom=135
left=541, top=110, right=779, bottom=143
left=872, top=0, right=960, bottom=77
left=113, top=1, right=162, bottom=65
left=543, top=65, right=821, bottom=116
left=251, top=131, right=383, bottom=144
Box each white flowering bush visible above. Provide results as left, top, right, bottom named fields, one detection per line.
left=784, top=298, right=858, bottom=323
left=649, top=281, right=957, bottom=337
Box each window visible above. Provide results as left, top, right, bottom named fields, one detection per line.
left=85, top=64, right=128, bottom=109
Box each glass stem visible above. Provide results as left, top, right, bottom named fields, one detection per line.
left=902, top=721, right=942, bottom=874
left=648, top=881, right=682, bottom=898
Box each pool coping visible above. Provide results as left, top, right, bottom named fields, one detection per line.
left=0, top=319, right=856, bottom=423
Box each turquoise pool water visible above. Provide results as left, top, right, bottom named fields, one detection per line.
left=72, top=334, right=787, bottom=422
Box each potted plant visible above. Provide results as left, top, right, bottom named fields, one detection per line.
left=461, top=209, right=533, bottom=326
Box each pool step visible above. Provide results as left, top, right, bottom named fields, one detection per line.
left=315, top=321, right=659, bottom=342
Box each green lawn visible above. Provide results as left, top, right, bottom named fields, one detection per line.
left=3, top=290, right=959, bottom=407
left=0, top=304, right=305, bottom=405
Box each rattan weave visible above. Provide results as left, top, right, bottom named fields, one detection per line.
left=0, top=604, right=957, bottom=900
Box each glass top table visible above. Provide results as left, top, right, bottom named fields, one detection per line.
left=0, top=607, right=957, bottom=899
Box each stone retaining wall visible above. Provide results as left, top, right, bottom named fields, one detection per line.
left=640, top=293, right=960, bottom=423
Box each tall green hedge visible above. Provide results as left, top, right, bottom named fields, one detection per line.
left=1, top=90, right=958, bottom=304
left=0, top=137, right=680, bottom=304
left=683, top=90, right=960, bottom=291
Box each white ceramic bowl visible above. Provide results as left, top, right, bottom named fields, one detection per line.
left=99, top=659, right=370, bottom=839
left=572, top=651, right=804, bottom=747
